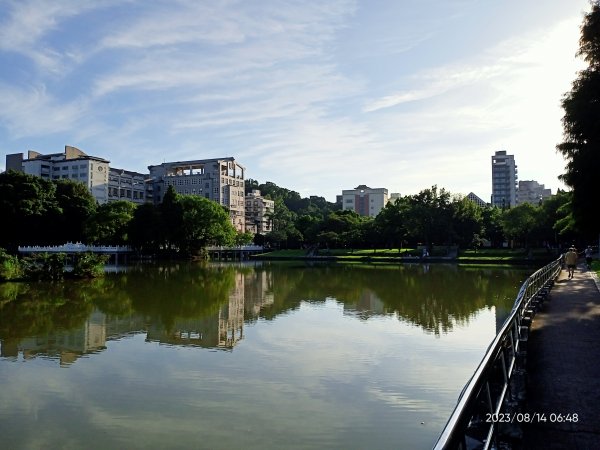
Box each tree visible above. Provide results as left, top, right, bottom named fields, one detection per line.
left=501, top=203, right=539, bottom=248
left=481, top=207, right=505, bottom=248
left=128, top=203, right=164, bottom=252
left=451, top=197, right=483, bottom=248
left=160, top=185, right=184, bottom=251
left=53, top=179, right=97, bottom=244
left=177, top=195, right=236, bottom=255
left=86, top=201, right=137, bottom=244
left=374, top=198, right=410, bottom=250
left=405, top=186, right=453, bottom=246
left=557, top=1, right=600, bottom=238
left=0, top=170, right=60, bottom=251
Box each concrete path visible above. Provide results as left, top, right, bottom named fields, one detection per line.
left=522, top=262, right=600, bottom=449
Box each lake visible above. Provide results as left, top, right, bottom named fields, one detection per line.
left=0, top=261, right=532, bottom=449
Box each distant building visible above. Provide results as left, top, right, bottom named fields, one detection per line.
left=108, top=168, right=151, bottom=205
left=6, top=146, right=111, bottom=204
left=517, top=180, right=552, bottom=205
left=148, top=157, right=246, bottom=232
left=491, top=150, right=518, bottom=208
left=466, top=192, right=488, bottom=208
left=341, top=185, right=388, bottom=217
left=389, top=192, right=402, bottom=204
left=245, top=190, right=274, bottom=235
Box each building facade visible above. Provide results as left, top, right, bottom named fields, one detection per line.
left=6, top=146, right=111, bottom=204
left=108, top=168, right=151, bottom=205
left=491, top=150, right=518, bottom=208
left=517, top=180, right=552, bottom=205
left=245, top=190, right=274, bottom=235
left=148, top=157, right=246, bottom=232
left=341, top=185, right=389, bottom=217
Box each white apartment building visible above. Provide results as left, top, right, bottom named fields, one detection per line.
left=491, top=150, right=518, bottom=208
left=517, top=180, right=552, bottom=205
left=148, top=157, right=246, bottom=232
left=245, top=190, right=274, bottom=235
left=6, top=146, right=110, bottom=204
left=341, top=185, right=389, bottom=217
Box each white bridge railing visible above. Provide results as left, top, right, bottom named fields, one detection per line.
left=18, top=242, right=132, bottom=253
left=205, top=245, right=264, bottom=251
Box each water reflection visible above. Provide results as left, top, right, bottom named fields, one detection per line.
left=0, top=262, right=529, bottom=366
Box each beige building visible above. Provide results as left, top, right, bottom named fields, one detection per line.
left=245, top=189, right=274, bottom=235
left=341, top=185, right=389, bottom=217
left=6, top=146, right=111, bottom=204
left=148, top=157, right=246, bottom=232
left=108, top=168, right=151, bottom=205
left=517, top=180, right=552, bottom=205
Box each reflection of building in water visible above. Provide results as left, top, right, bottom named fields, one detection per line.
left=146, top=272, right=246, bottom=350
left=2, top=310, right=107, bottom=366
left=343, top=290, right=387, bottom=319
left=243, top=269, right=275, bottom=317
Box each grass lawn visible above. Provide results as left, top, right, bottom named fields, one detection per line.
left=255, top=247, right=560, bottom=263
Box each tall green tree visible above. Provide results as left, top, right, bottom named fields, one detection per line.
left=160, top=185, right=184, bottom=251
left=86, top=201, right=137, bottom=245
left=557, top=1, right=600, bottom=238
left=178, top=195, right=236, bottom=255
left=501, top=203, right=540, bottom=248
left=0, top=170, right=60, bottom=251
left=451, top=197, right=483, bottom=248
left=405, top=186, right=453, bottom=246
left=53, top=179, right=97, bottom=244
left=128, top=203, right=164, bottom=252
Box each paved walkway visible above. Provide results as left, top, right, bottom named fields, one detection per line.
left=522, top=262, right=600, bottom=449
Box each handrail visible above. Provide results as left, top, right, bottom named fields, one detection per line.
left=433, top=255, right=563, bottom=450
left=18, top=242, right=132, bottom=253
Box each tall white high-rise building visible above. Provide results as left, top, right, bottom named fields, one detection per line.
left=491, top=150, right=518, bottom=208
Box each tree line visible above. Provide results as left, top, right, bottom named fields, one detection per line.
left=0, top=170, right=579, bottom=258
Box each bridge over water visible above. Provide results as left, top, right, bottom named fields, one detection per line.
left=18, top=242, right=133, bottom=263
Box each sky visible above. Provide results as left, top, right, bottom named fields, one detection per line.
left=0, top=0, right=592, bottom=203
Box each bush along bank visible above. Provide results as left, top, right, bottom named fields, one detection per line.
left=0, top=249, right=109, bottom=282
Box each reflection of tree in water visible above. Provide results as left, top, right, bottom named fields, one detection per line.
left=251, top=263, right=529, bottom=335
left=0, top=281, right=95, bottom=340
left=105, top=263, right=237, bottom=332
left=0, top=262, right=531, bottom=343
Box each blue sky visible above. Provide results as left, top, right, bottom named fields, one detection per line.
left=0, top=0, right=591, bottom=202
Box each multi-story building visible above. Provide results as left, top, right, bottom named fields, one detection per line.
left=108, top=168, right=151, bottom=205
left=148, top=157, right=246, bottom=232
left=6, top=146, right=110, bottom=204
left=245, top=189, right=274, bottom=235
left=491, top=150, right=518, bottom=208
left=517, top=180, right=552, bottom=205
left=341, top=185, right=389, bottom=217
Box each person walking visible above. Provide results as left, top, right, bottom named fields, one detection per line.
left=565, top=246, right=578, bottom=279
left=585, top=245, right=594, bottom=270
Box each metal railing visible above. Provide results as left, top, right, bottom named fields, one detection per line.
left=433, top=255, right=563, bottom=450
left=18, top=242, right=132, bottom=253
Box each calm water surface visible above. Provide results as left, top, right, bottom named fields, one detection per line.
left=0, top=262, right=531, bottom=449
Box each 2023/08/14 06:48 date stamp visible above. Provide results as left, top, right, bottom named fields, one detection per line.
left=486, top=412, right=579, bottom=424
